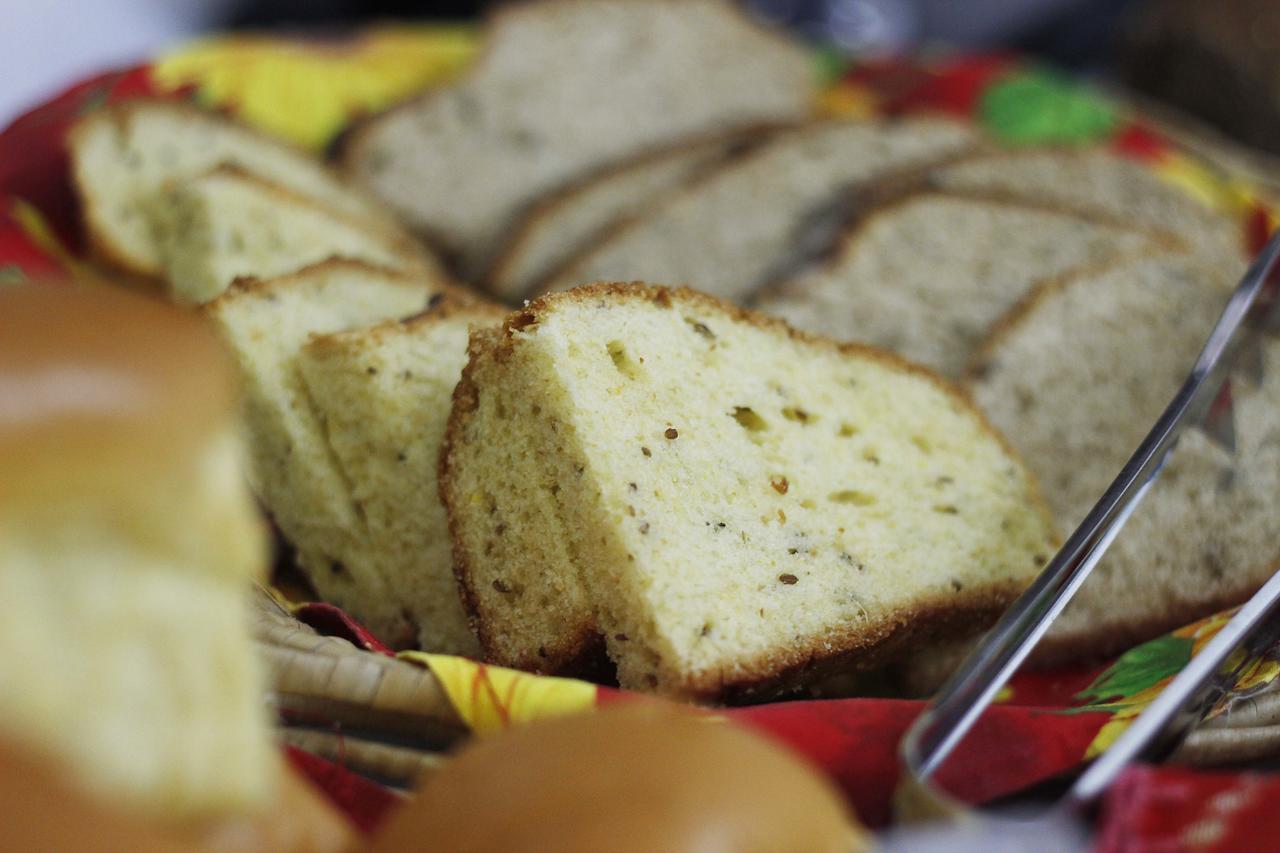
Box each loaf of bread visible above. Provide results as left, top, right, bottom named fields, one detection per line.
left=69, top=99, right=394, bottom=280
left=542, top=119, right=981, bottom=302
left=486, top=133, right=761, bottom=300
left=757, top=192, right=1159, bottom=376
left=931, top=147, right=1243, bottom=264
left=343, top=0, right=815, bottom=276
left=148, top=165, right=438, bottom=305
left=970, top=254, right=1280, bottom=662
left=441, top=283, right=1058, bottom=699
left=297, top=295, right=506, bottom=655
left=205, top=260, right=444, bottom=648
left=0, top=283, right=273, bottom=820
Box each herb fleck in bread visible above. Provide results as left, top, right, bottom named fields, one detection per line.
left=441, top=283, right=1058, bottom=699
left=69, top=99, right=394, bottom=280
left=344, top=0, right=815, bottom=276
left=486, top=133, right=762, bottom=300
left=205, top=260, right=443, bottom=648
left=542, top=119, right=981, bottom=303
left=147, top=165, right=439, bottom=305
left=297, top=296, right=506, bottom=655
left=969, top=254, right=1280, bottom=662
left=757, top=192, right=1160, bottom=376
left=931, top=147, right=1243, bottom=264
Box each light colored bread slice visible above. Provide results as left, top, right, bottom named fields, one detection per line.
left=147, top=165, right=438, bottom=305
left=204, top=260, right=443, bottom=648
left=343, top=0, right=815, bottom=276
left=69, top=99, right=395, bottom=279
left=297, top=296, right=506, bottom=655
left=542, top=119, right=982, bottom=303
left=486, top=133, right=760, bottom=300
left=756, top=192, right=1161, bottom=376
left=441, top=283, right=1058, bottom=700
left=969, top=254, right=1280, bottom=662
left=931, top=147, right=1244, bottom=264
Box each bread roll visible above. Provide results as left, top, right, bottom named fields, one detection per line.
left=367, top=703, right=866, bottom=853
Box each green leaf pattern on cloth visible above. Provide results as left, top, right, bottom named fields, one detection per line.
left=1074, top=633, right=1195, bottom=712
left=981, top=68, right=1118, bottom=144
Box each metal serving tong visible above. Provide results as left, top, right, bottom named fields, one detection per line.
left=882, top=228, right=1280, bottom=850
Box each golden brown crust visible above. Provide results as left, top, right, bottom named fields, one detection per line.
left=441, top=280, right=1060, bottom=695
left=68, top=97, right=397, bottom=280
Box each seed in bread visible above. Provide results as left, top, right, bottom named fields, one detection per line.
left=441, top=283, right=1058, bottom=699
left=344, top=0, right=816, bottom=276
left=69, top=99, right=395, bottom=280
left=205, top=260, right=443, bottom=648
left=148, top=165, right=438, bottom=305
left=542, top=119, right=981, bottom=303
left=486, top=132, right=760, bottom=300
left=757, top=192, right=1159, bottom=376
left=969, top=254, right=1280, bottom=662
left=297, top=296, right=506, bottom=655
left=0, top=283, right=273, bottom=820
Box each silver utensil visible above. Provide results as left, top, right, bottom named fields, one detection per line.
left=888, top=227, right=1280, bottom=842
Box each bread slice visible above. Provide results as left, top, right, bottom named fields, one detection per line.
left=486, top=133, right=760, bottom=300
left=542, top=119, right=982, bottom=303
left=297, top=296, right=506, bottom=655
left=441, top=283, right=1058, bottom=700
left=147, top=165, right=438, bottom=305
left=204, top=260, right=444, bottom=648
left=756, top=192, right=1160, bottom=376
left=343, top=0, right=815, bottom=276
left=931, top=147, right=1244, bottom=264
left=69, top=99, right=395, bottom=279
left=969, top=254, right=1280, bottom=662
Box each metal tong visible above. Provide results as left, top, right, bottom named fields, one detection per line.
left=886, top=228, right=1280, bottom=848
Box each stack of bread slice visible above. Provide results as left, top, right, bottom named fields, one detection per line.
left=70, top=99, right=442, bottom=305
left=755, top=191, right=1164, bottom=376
left=539, top=118, right=982, bottom=301
left=343, top=0, right=817, bottom=278
left=206, top=260, right=501, bottom=654
left=970, top=254, right=1280, bottom=662
left=441, top=284, right=1059, bottom=699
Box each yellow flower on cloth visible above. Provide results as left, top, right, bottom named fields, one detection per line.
left=151, top=26, right=476, bottom=149
left=400, top=652, right=597, bottom=736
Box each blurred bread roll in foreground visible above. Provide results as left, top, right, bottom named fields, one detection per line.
left=367, top=703, right=866, bottom=853
left=0, top=282, right=347, bottom=850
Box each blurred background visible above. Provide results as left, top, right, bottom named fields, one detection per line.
left=5, top=0, right=1275, bottom=155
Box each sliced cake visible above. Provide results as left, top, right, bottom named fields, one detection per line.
left=148, top=165, right=438, bottom=305
left=0, top=283, right=273, bottom=820
left=441, top=283, right=1058, bottom=699
left=541, top=119, right=982, bottom=303
left=343, top=0, right=815, bottom=276
left=297, top=295, right=506, bottom=655
left=756, top=192, right=1160, bottom=376
left=486, top=133, right=760, bottom=300
left=931, top=147, right=1244, bottom=265
left=204, top=260, right=443, bottom=648
left=69, top=99, right=395, bottom=279
left=969, top=254, right=1280, bottom=662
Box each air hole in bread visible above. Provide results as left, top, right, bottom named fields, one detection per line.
left=683, top=316, right=716, bottom=340
left=781, top=406, right=816, bottom=424
left=911, top=435, right=933, bottom=454
left=828, top=490, right=876, bottom=506
left=607, top=340, right=642, bottom=379
left=932, top=504, right=959, bottom=515
left=731, top=406, right=768, bottom=432
left=838, top=422, right=859, bottom=437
